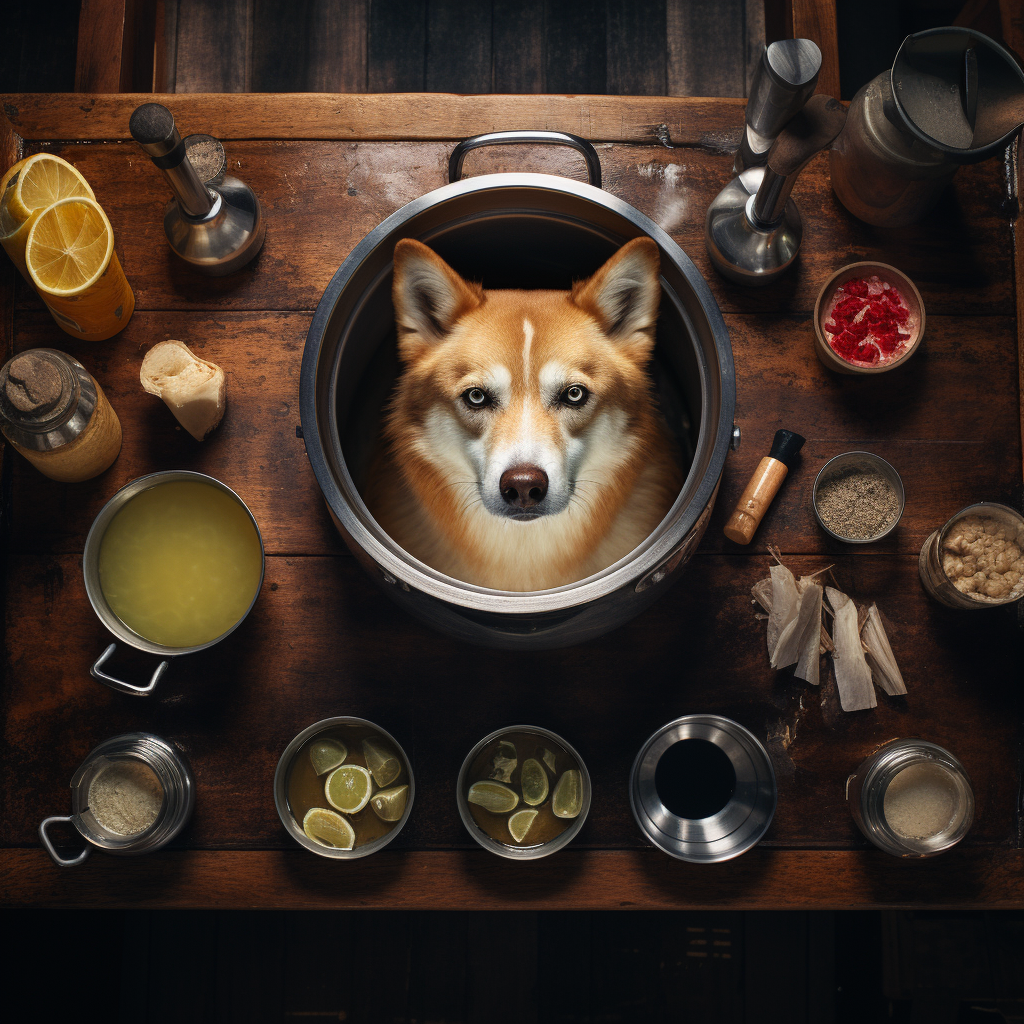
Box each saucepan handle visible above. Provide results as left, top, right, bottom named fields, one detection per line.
left=91, top=643, right=170, bottom=697
left=39, top=816, right=91, bottom=868
left=448, top=131, right=602, bottom=189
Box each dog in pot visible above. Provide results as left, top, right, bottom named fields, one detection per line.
left=364, top=237, right=682, bottom=592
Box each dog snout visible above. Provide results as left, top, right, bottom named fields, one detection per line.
left=500, top=465, right=549, bottom=508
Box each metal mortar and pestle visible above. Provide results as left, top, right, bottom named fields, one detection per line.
left=129, top=102, right=266, bottom=275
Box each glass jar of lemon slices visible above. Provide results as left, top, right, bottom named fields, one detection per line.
left=1, top=153, right=134, bottom=340
left=274, top=717, right=415, bottom=859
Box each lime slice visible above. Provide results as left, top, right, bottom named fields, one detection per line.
left=309, top=737, right=347, bottom=776
left=508, top=808, right=538, bottom=843
left=489, top=739, right=517, bottom=783
left=362, top=737, right=401, bottom=788
left=542, top=748, right=557, bottom=774
left=302, top=807, right=355, bottom=850
left=467, top=780, right=519, bottom=813
left=325, top=764, right=372, bottom=814
left=370, top=784, right=409, bottom=822
left=552, top=770, right=583, bottom=819
left=521, top=758, right=549, bottom=806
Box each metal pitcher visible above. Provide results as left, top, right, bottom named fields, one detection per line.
left=830, top=27, right=1024, bottom=227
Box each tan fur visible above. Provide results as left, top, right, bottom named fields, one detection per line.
left=364, top=237, right=683, bottom=591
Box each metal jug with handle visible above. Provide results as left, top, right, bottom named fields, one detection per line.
left=830, top=27, right=1024, bottom=227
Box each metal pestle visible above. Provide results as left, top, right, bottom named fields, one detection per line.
left=706, top=95, right=848, bottom=286
left=735, top=39, right=822, bottom=173
left=129, top=103, right=266, bottom=276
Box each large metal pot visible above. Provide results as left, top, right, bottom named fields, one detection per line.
left=300, top=132, right=735, bottom=649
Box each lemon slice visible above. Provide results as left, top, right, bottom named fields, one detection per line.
left=370, top=784, right=409, bottom=822
left=25, top=197, right=113, bottom=296
left=302, top=807, right=355, bottom=850
left=542, top=748, right=557, bottom=774
left=362, top=737, right=401, bottom=788
left=521, top=758, right=549, bottom=806
left=309, top=737, right=347, bottom=776
left=325, top=764, right=372, bottom=814
left=552, top=770, right=583, bottom=819
left=508, top=808, right=539, bottom=843
left=467, top=780, right=518, bottom=813
left=3, top=153, right=95, bottom=226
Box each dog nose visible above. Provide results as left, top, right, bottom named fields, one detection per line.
left=500, top=465, right=549, bottom=508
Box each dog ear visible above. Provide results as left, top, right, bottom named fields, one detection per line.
left=392, top=239, right=482, bottom=353
left=572, top=237, right=661, bottom=344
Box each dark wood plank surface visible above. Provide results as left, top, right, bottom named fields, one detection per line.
left=1, top=94, right=1021, bottom=909
left=169, top=0, right=759, bottom=97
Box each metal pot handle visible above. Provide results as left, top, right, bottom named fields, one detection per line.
left=448, top=131, right=602, bottom=189
left=39, top=816, right=90, bottom=867
left=91, top=643, right=170, bottom=697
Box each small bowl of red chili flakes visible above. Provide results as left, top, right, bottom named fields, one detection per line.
left=813, top=262, right=925, bottom=375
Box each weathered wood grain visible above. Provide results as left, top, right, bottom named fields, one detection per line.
left=3, top=139, right=1011, bottom=317
left=7, top=312, right=1019, bottom=558
left=790, top=0, right=841, bottom=99
left=75, top=0, right=134, bottom=94
left=0, top=92, right=747, bottom=143
left=493, top=0, right=546, bottom=94
left=367, top=0, right=426, bottom=91
left=544, top=0, right=607, bottom=94
left=426, top=0, right=492, bottom=93
left=667, top=0, right=748, bottom=99
left=607, top=0, right=668, bottom=96
left=174, top=0, right=252, bottom=93
left=3, top=551, right=1020, bottom=852
left=3, top=848, right=1024, bottom=910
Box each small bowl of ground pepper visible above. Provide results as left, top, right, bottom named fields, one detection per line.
left=814, top=262, right=925, bottom=375
left=812, top=451, right=905, bottom=544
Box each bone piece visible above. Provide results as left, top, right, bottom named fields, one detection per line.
left=794, top=583, right=823, bottom=686
left=140, top=340, right=226, bottom=441
left=752, top=577, right=773, bottom=614
left=767, top=563, right=800, bottom=661
left=773, top=580, right=821, bottom=670
left=861, top=603, right=907, bottom=696
left=825, top=587, right=876, bottom=711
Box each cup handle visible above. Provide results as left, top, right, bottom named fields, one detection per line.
left=91, top=643, right=170, bottom=696
left=39, top=816, right=91, bottom=868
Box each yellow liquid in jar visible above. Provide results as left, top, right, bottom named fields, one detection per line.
left=98, top=481, right=263, bottom=648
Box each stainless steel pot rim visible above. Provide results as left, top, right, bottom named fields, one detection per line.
left=300, top=170, right=735, bottom=615
left=456, top=723, right=591, bottom=861
left=82, top=469, right=266, bottom=657
left=629, top=715, right=777, bottom=863
left=273, top=716, right=416, bottom=860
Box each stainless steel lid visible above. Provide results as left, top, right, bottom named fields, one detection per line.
left=629, top=715, right=777, bottom=863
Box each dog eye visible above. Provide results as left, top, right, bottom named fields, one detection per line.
left=462, top=387, right=492, bottom=409
left=560, top=384, right=589, bottom=407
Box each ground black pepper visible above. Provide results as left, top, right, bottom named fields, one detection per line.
left=816, top=469, right=899, bottom=539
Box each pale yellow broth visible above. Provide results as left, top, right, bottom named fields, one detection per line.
left=98, top=481, right=262, bottom=647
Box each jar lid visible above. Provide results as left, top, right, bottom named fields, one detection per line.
left=0, top=348, right=96, bottom=451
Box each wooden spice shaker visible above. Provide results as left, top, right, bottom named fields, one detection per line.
left=723, top=429, right=805, bottom=544
left=0, top=349, right=122, bottom=482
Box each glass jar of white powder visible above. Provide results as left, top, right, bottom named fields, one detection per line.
left=846, top=739, right=974, bottom=858
left=39, top=732, right=195, bottom=867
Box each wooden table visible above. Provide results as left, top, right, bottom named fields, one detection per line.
left=1, top=93, right=1022, bottom=910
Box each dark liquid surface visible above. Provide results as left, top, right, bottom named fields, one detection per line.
left=655, top=739, right=736, bottom=820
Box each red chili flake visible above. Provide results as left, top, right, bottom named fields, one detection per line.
left=823, top=275, right=913, bottom=366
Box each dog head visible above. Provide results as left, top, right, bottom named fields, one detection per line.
left=387, top=237, right=662, bottom=530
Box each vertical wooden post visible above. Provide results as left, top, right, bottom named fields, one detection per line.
left=788, top=0, right=840, bottom=98
left=75, top=0, right=157, bottom=93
